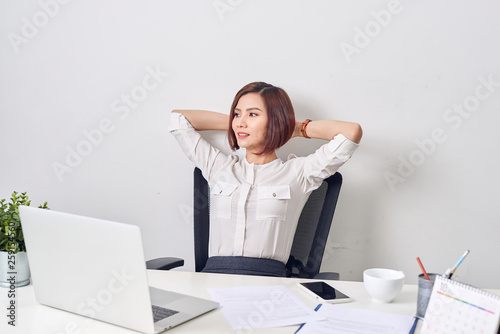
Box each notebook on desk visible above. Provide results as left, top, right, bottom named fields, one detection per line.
left=19, top=206, right=219, bottom=334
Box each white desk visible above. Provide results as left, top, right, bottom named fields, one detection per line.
left=2, top=270, right=424, bottom=334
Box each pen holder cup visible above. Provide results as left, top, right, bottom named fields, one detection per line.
left=417, top=273, right=438, bottom=318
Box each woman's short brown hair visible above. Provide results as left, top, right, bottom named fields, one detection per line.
left=228, top=82, right=295, bottom=155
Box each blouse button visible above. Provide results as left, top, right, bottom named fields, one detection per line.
left=273, top=193, right=276, bottom=197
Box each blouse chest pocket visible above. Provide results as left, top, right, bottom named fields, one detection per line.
left=211, top=183, right=238, bottom=219
left=256, top=185, right=290, bottom=221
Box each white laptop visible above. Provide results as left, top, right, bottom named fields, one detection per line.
left=19, top=206, right=219, bottom=333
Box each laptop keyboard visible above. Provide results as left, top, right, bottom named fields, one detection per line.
left=152, top=305, right=179, bottom=323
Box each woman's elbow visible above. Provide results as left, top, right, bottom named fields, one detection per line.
left=347, top=123, right=363, bottom=144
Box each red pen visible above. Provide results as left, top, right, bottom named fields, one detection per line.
left=416, top=257, right=430, bottom=280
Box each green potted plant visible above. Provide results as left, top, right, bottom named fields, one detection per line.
left=0, top=191, right=49, bottom=288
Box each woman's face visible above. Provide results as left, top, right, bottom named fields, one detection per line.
left=232, top=93, right=268, bottom=153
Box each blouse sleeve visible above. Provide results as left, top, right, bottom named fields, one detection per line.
left=295, top=134, right=359, bottom=192
left=169, top=112, right=236, bottom=182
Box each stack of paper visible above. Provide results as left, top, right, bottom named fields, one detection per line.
left=209, top=285, right=414, bottom=333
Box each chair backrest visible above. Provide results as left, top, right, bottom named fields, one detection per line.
left=192, top=167, right=343, bottom=278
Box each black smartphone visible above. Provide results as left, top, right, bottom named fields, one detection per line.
left=299, top=281, right=352, bottom=304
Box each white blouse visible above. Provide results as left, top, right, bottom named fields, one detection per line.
left=169, top=113, right=359, bottom=264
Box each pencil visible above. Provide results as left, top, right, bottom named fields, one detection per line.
left=448, top=249, right=470, bottom=279
left=416, top=257, right=430, bottom=280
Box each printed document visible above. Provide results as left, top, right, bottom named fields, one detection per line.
left=296, top=303, right=414, bottom=334
left=208, top=285, right=323, bottom=329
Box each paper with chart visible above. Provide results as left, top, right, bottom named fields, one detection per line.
left=295, top=303, right=414, bottom=334
left=208, top=285, right=323, bottom=329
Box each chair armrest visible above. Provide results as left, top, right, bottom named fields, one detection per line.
left=146, top=257, right=185, bottom=271
left=313, top=272, right=340, bottom=280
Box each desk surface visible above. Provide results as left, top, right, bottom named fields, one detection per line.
left=0, top=270, right=443, bottom=334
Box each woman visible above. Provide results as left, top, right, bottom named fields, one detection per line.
left=169, top=82, right=362, bottom=277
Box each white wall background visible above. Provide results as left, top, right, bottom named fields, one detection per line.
left=1, top=0, right=499, bottom=288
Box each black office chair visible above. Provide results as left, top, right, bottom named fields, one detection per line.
left=147, top=168, right=343, bottom=280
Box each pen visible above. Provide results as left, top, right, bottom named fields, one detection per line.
left=447, top=249, right=470, bottom=279
left=416, top=257, right=430, bottom=280
left=409, top=316, right=419, bottom=334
